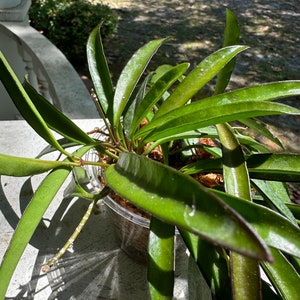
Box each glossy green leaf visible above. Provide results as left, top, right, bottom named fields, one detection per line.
left=112, top=38, right=169, bottom=128
left=137, top=80, right=300, bottom=142
left=0, top=154, right=76, bottom=176
left=286, top=204, right=300, bottom=221
left=262, top=247, right=300, bottom=300
left=214, top=8, right=240, bottom=94
left=215, top=122, right=260, bottom=300
left=23, top=81, right=96, bottom=146
left=0, top=146, right=91, bottom=299
left=130, top=63, right=189, bottom=139
left=105, top=152, right=271, bottom=261
left=87, top=25, right=114, bottom=120
left=124, top=72, right=153, bottom=139
left=216, top=123, right=251, bottom=199
left=235, top=132, right=270, bottom=152
left=252, top=179, right=297, bottom=226
left=0, top=51, right=69, bottom=156
left=138, top=100, right=300, bottom=144
left=155, top=45, right=248, bottom=118
left=148, top=218, right=175, bottom=300
left=212, top=190, right=300, bottom=258
left=239, top=118, right=283, bottom=148
left=180, top=229, right=231, bottom=299
left=182, top=153, right=300, bottom=182
left=231, top=254, right=261, bottom=300
left=246, top=153, right=300, bottom=181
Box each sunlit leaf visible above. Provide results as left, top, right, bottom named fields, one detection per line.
left=0, top=154, right=76, bottom=176
left=130, top=63, right=189, bottom=139
left=0, top=146, right=91, bottom=299
left=252, top=179, right=297, bottom=225
left=155, top=45, right=248, bottom=118
left=0, top=51, right=69, bottom=156
left=180, top=230, right=231, bottom=299
left=23, top=81, right=97, bottom=146
left=213, top=190, right=300, bottom=258
left=262, top=247, right=300, bottom=300
left=148, top=218, right=174, bottom=299
left=105, top=152, right=271, bottom=261
left=137, top=83, right=300, bottom=143
left=87, top=25, right=114, bottom=121
left=112, top=38, right=169, bottom=128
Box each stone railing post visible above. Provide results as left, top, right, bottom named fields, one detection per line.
left=0, top=0, right=31, bottom=22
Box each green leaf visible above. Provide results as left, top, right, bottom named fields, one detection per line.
left=246, top=153, right=300, bottom=182
left=286, top=204, right=300, bottom=221
left=182, top=153, right=300, bottom=182
left=154, top=45, right=248, bottom=118
left=252, top=179, right=297, bottom=226
left=0, top=154, right=76, bottom=176
left=231, top=254, right=261, bottom=300
left=212, top=190, right=300, bottom=258
left=105, top=152, right=272, bottom=261
left=262, top=248, right=300, bottom=300
left=0, top=146, right=91, bottom=299
left=216, top=123, right=251, bottom=199
left=214, top=8, right=240, bottom=94
left=215, top=122, right=260, bottom=300
left=23, top=81, right=96, bottom=146
left=130, top=63, right=189, bottom=139
left=180, top=230, right=231, bottom=299
left=0, top=51, right=69, bottom=156
left=87, top=25, right=114, bottom=120
left=148, top=218, right=175, bottom=300
left=124, top=72, right=153, bottom=139
left=239, top=118, right=283, bottom=148
left=112, top=38, right=169, bottom=128
left=137, top=81, right=300, bottom=143
left=138, top=100, right=300, bottom=144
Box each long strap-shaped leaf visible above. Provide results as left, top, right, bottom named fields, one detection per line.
left=0, top=146, right=90, bottom=299
left=215, top=10, right=261, bottom=299
left=148, top=218, right=175, bottom=300
left=180, top=229, right=231, bottom=299
left=0, top=154, right=78, bottom=176
left=136, top=81, right=300, bottom=144
left=87, top=25, right=114, bottom=120
left=212, top=190, right=300, bottom=259
left=112, top=38, right=169, bottom=129
left=0, top=51, right=70, bottom=157
left=137, top=99, right=300, bottom=144
left=262, top=247, right=300, bottom=300
left=216, top=123, right=261, bottom=300
left=23, top=81, right=96, bottom=146
left=154, top=45, right=247, bottom=118
left=104, top=152, right=271, bottom=261
left=251, top=179, right=297, bottom=226
left=181, top=153, right=300, bottom=182
left=129, top=62, right=189, bottom=139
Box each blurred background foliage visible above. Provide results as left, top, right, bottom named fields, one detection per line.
left=29, top=0, right=118, bottom=66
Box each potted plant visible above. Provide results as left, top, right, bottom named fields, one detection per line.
left=0, top=9, right=300, bottom=299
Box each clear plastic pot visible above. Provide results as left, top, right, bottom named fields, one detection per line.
left=85, top=148, right=151, bottom=263
left=85, top=146, right=187, bottom=265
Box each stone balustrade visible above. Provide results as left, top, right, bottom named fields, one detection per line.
left=0, top=0, right=98, bottom=120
